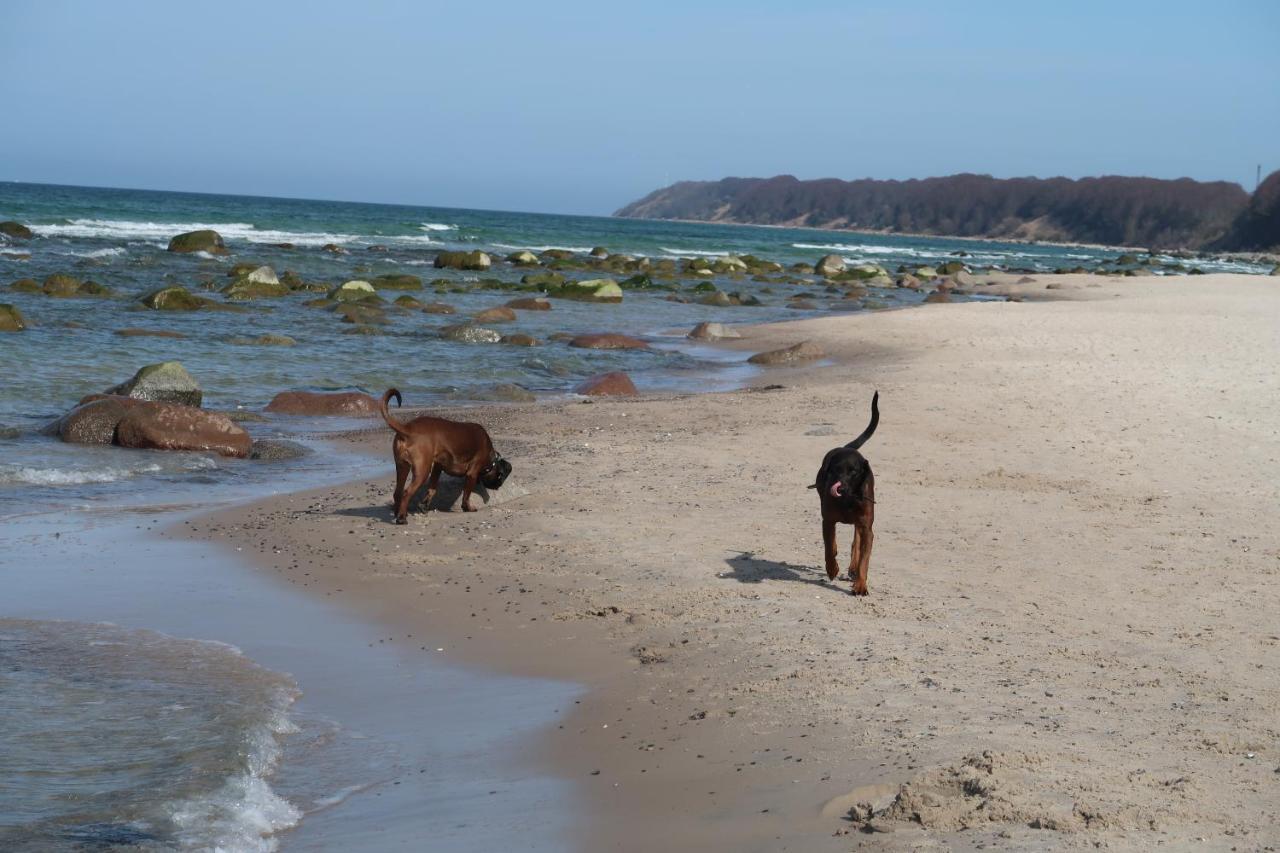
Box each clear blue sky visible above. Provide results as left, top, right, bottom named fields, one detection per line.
left=3, top=0, right=1276, bottom=214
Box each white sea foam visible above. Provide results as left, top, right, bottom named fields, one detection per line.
left=0, top=463, right=163, bottom=486
left=658, top=247, right=732, bottom=258
left=33, top=218, right=446, bottom=248
left=419, top=222, right=456, bottom=232
left=492, top=242, right=596, bottom=254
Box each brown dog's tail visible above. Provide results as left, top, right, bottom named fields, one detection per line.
left=379, top=388, right=413, bottom=439
left=845, top=391, right=879, bottom=450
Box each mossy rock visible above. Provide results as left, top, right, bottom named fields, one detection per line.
left=332, top=303, right=388, bottom=324
left=0, top=221, right=34, bottom=240
left=105, top=361, right=203, bottom=407
left=167, top=229, right=226, bottom=254
left=553, top=278, right=623, bottom=303
left=9, top=278, right=40, bottom=293
left=914, top=266, right=939, bottom=279
left=394, top=294, right=423, bottom=308
left=140, top=286, right=214, bottom=311
left=439, top=323, right=502, bottom=343
left=1116, top=254, right=1139, bottom=265
left=540, top=249, right=575, bottom=261
left=328, top=280, right=382, bottom=303
left=222, top=267, right=288, bottom=299
left=42, top=274, right=83, bottom=297
left=370, top=273, right=423, bottom=290
left=507, top=250, right=540, bottom=266
left=522, top=271, right=566, bottom=289
left=690, top=280, right=718, bottom=293
left=0, top=303, right=26, bottom=331
left=938, top=260, right=965, bottom=275
left=434, top=250, right=491, bottom=271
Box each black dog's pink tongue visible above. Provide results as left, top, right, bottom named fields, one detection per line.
left=829, top=482, right=844, bottom=498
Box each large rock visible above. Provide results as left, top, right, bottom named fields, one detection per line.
left=105, top=361, right=203, bottom=407
left=434, top=250, right=491, bottom=271
left=140, top=286, right=212, bottom=311
left=249, top=439, right=312, bottom=461
left=0, top=303, right=25, bottom=332
left=747, top=341, right=825, bottom=366
left=0, top=221, right=34, bottom=240
left=506, top=297, right=552, bottom=311
left=227, top=334, right=297, bottom=346
left=474, top=306, right=517, bottom=323
left=569, top=333, right=649, bottom=350
left=815, top=254, right=846, bottom=277
left=576, top=371, right=638, bottom=396
left=439, top=323, right=503, bottom=343
left=42, top=274, right=82, bottom=297
left=507, top=250, right=539, bottom=265
left=370, top=274, right=423, bottom=290
left=265, top=390, right=379, bottom=416
left=499, top=333, right=540, bottom=346
left=222, top=266, right=288, bottom=299
left=422, top=302, right=457, bottom=314
left=9, top=279, right=39, bottom=293
left=328, top=280, right=380, bottom=302
left=687, top=321, right=741, bottom=341
left=116, top=403, right=250, bottom=458
left=46, top=396, right=144, bottom=444
left=167, top=229, right=227, bottom=254
left=556, top=279, right=623, bottom=302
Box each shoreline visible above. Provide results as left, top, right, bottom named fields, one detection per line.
left=189, top=272, right=1280, bottom=850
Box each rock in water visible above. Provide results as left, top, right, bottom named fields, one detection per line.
left=747, top=341, right=825, bottom=366
left=370, top=274, right=423, bottom=290
left=0, top=221, right=34, bottom=240
left=140, top=286, right=212, bottom=311
left=249, top=439, right=312, bottom=461
left=0, top=303, right=25, bottom=331
left=507, top=250, right=539, bottom=265
left=46, top=397, right=144, bottom=444
left=222, top=266, right=288, bottom=299
left=105, top=362, right=203, bottom=407
left=434, top=250, right=492, bottom=271
left=505, top=297, right=552, bottom=311
left=576, top=372, right=638, bottom=396
left=687, top=322, right=741, bottom=340
left=116, top=403, right=250, bottom=458
left=474, top=306, right=517, bottom=323
left=439, top=324, right=503, bottom=344
left=328, top=280, right=380, bottom=302
left=569, top=333, right=649, bottom=350
left=264, top=391, right=379, bottom=416
left=815, top=254, right=846, bottom=277
left=167, top=229, right=226, bottom=254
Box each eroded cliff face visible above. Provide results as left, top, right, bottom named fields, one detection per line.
left=1211, top=170, right=1280, bottom=252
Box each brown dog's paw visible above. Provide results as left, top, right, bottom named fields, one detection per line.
left=850, top=583, right=868, bottom=596
left=394, top=515, right=408, bottom=525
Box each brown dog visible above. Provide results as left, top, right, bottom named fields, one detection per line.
left=810, top=392, right=878, bottom=595
left=379, top=389, right=512, bottom=523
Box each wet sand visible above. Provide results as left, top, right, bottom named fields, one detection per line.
left=195, top=273, right=1280, bottom=850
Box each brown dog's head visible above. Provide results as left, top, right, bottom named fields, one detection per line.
left=481, top=453, right=512, bottom=490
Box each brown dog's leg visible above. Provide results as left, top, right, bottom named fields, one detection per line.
left=396, top=466, right=429, bottom=524
left=392, top=455, right=410, bottom=509
left=421, top=463, right=442, bottom=512
left=851, top=519, right=873, bottom=596
left=460, top=473, right=480, bottom=512
left=822, top=518, right=839, bottom=580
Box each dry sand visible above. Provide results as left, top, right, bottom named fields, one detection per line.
left=190, top=273, right=1280, bottom=851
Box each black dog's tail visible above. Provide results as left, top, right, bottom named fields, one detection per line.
left=379, top=388, right=412, bottom=439
left=846, top=391, right=879, bottom=450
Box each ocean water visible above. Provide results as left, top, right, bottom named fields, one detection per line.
left=0, top=182, right=1271, bottom=850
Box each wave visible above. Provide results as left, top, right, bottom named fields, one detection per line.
left=0, top=456, right=216, bottom=486
left=658, top=246, right=732, bottom=258
left=419, top=222, right=456, bottom=232
left=492, top=242, right=596, bottom=254
left=33, top=218, right=447, bottom=248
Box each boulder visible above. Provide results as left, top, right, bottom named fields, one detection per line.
left=328, top=280, right=380, bottom=302
left=1270, top=264, right=1280, bottom=276
left=0, top=221, right=34, bottom=240
left=140, top=286, right=212, bottom=311
left=249, top=439, right=312, bottom=461
left=923, top=291, right=951, bottom=304
left=589, top=246, right=610, bottom=258
left=167, top=229, right=226, bottom=254
left=500, top=333, right=540, bottom=346
left=569, top=333, right=649, bottom=350
left=223, top=266, right=288, bottom=299
left=265, top=390, right=379, bottom=416
left=332, top=302, right=388, bottom=324
left=938, top=260, right=965, bottom=275
left=46, top=396, right=144, bottom=444
left=507, top=250, right=539, bottom=266
left=506, top=296, right=552, bottom=311
left=557, top=279, right=623, bottom=302
left=370, top=274, right=423, bottom=290
left=439, top=323, right=503, bottom=344
left=42, top=274, right=83, bottom=297
left=474, top=305, right=517, bottom=323
left=422, top=302, right=457, bottom=314
left=698, top=290, right=737, bottom=307
left=115, top=328, right=187, bottom=339
left=116, top=403, right=250, bottom=458
left=687, top=321, right=741, bottom=341
left=228, top=334, right=297, bottom=346
left=9, top=278, right=39, bottom=293
left=914, top=266, right=939, bottom=279
left=815, top=254, right=846, bottom=277
left=105, top=361, right=203, bottom=407
left=787, top=299, right=817, bottom=310
left=576, top=371, right=638, bottom=397
left=434, top=250, right=491, bottom=271
left=393, top=294, right=422, bottom=308
left=747, top=341, right=825, bottom=366
left=540, top=249, right=575, bottom=261
left=522, top=271, right=566, bottom=289
left=0, top=303, right=25, bottom=332
left=321, top=243, right=349, bottom=254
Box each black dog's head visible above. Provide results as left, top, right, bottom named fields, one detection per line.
left=816, top=448, right=869, bottom=504
left=481, top=453, right=512, bottom=490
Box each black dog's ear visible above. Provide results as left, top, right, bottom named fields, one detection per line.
left=806, top=483, right=817, bottom=489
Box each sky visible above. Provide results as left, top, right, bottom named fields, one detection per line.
left=2, top=0, right=1277, bottom=215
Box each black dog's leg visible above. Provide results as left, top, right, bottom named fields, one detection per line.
left=822, top=518, right=840, bottom=580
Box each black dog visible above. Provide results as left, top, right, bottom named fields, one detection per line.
left=810, top=392, right=878, bottom=595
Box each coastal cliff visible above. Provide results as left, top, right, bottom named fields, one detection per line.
left=615, top=172, right=1262, bottom=249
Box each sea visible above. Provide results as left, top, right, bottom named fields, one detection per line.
left=0, top=181, right=1271, bottom=850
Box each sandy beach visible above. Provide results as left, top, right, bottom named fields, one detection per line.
left=185, top=273, right=1280, bottom=851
